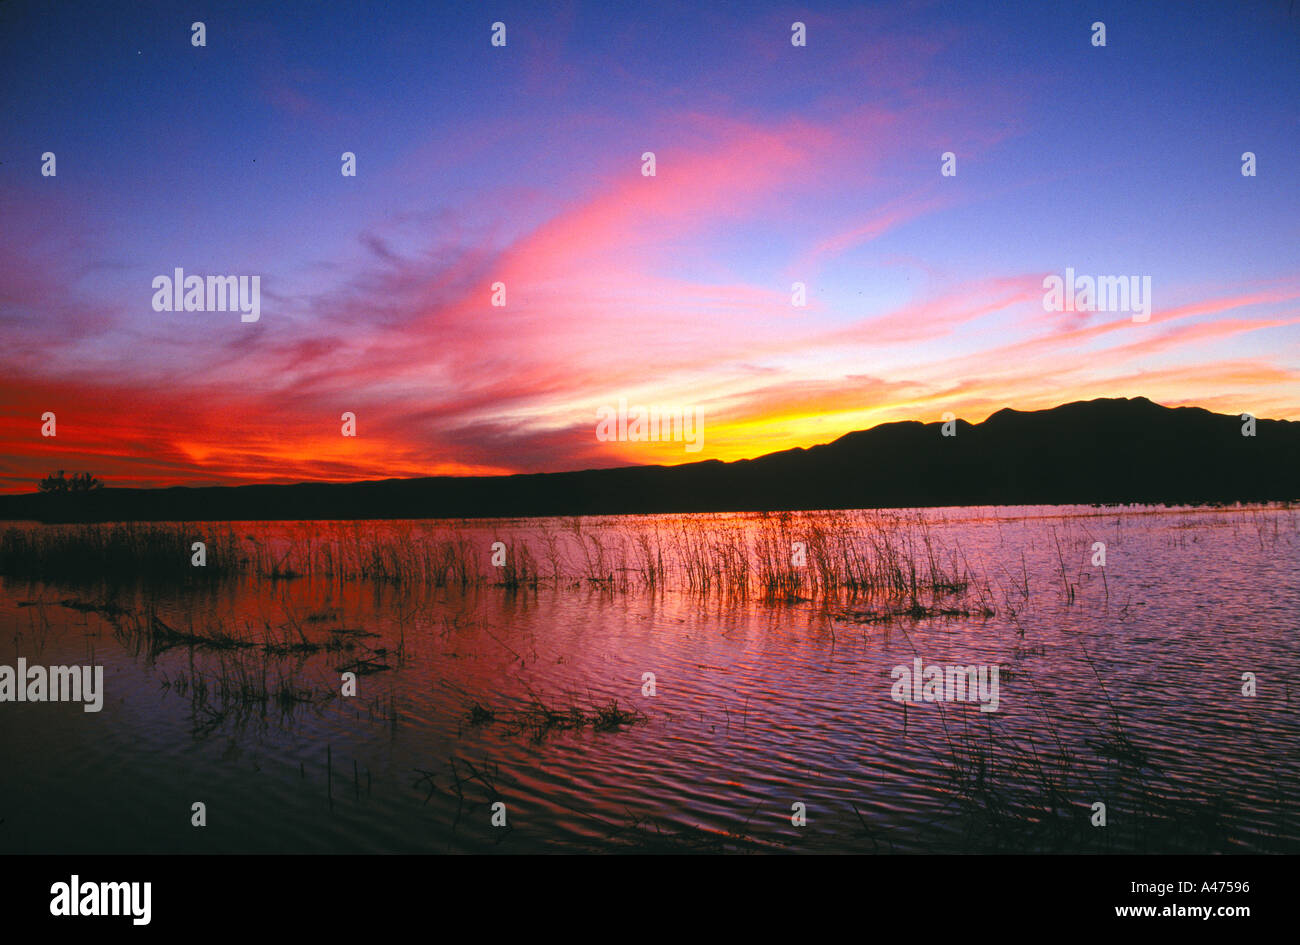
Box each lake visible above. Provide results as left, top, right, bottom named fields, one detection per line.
left=1, top=505, right=1297, bottom=853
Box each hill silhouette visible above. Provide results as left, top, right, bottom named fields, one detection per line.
left=2, top=397, right=1295, bottom=522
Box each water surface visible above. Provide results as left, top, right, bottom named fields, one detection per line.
left=2, top=505, right=1297, bottom=853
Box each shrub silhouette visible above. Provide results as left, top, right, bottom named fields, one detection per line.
left=37, top=471, right=104, bottom=494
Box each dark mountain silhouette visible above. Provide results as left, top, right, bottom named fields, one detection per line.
left=1, top=397, right=1295, bottom=522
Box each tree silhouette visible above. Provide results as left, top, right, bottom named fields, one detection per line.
left=37, top=471, right=103, bottom=494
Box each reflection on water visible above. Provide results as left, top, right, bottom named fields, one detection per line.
left=1, top=505, right=1297, bottom=853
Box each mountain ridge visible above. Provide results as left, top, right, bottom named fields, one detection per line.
left=2, top=396, right=1295, bottom=522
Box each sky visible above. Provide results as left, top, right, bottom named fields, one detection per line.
left=1, top=0, right=1297, bottom=491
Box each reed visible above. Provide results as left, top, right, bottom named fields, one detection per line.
left=0, top=522, right=245, bottom=579
left=3, top=511, right=995, bottom=605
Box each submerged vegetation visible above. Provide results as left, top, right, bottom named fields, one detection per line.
left=463, top=697, right=648, bottom=742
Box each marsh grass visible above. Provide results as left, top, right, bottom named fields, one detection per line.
left=58, top=597, right=131, bottom=617
left=145, top=613, right=257, bottom=654
left=161, top=652, right=322, bottom=738
left=492, top=540, right=540, bottom=589
left=1, top=512, right=989, bottom=605
left=337, top=655, right=391, bottom=676
left=108, top=605, right=387, bottom=736
left=834, top=601, right=995, bottom=624
left=463, top=696, right=648, bottom=742
left=416, top=756, right=517, bottom=838
left=0, top=523, right=247, bottom=579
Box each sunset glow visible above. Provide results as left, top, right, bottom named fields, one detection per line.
left=2, top=1, right=1296, bottom=491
